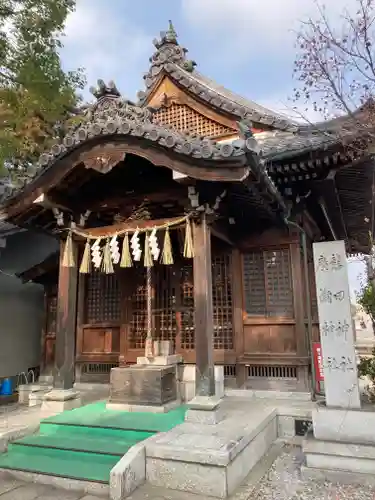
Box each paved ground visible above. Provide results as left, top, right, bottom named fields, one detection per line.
left=3, top=444, right=375, bottom=499
left=0, top=387, right=109, bottom=434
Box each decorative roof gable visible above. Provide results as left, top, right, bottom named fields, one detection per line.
left=153, top=102, right=236, bottom=139
left=137, top=22, right=299, bottom=133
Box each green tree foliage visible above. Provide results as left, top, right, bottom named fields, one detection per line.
left=358, top=280, right=375, bottom=330
left=0, top=0, right=85, bottom=172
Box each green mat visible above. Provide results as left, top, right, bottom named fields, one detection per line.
left=0, top=401, right=187, bottom=483
left=42, top=401, right=187, bottom=432
left=0, top=446, right=119, bottom=483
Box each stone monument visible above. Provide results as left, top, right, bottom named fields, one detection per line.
left=303, top=240, right=375, bottom=484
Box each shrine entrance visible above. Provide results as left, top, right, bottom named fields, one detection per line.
left=75, top=244, right=234, bottom=383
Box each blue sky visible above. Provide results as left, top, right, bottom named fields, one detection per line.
left=59, top=0, right=364, bottom=300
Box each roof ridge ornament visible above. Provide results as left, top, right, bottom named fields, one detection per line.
left=138, top=21, right=197, bottom=103
left=154, top=20, right=178, bottom=48
left=89, top=79, right=121, bottom=100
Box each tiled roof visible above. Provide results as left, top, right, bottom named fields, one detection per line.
left=255, top=130, right=342, bottom=161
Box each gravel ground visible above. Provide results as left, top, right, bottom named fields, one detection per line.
left=252, top=445, right=375, bottom=500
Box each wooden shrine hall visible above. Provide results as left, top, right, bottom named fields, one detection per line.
left=4, top=22, right=374, bottom=396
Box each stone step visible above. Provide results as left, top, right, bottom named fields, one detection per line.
left=18, top=384, right=52, bottom=405
left=303, top=431, right=375, bottom=476
left=0, top=445, right=118, bottom=484
left=146, top=406, right=278, bottom=498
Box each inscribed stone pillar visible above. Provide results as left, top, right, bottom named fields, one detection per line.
left=192, top=214, right=215, bottom=397
left=53, top=238, right=79, bottom=390
left=313, top=240, right=360, bottom=409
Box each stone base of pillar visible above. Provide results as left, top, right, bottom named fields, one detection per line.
left=41, top=388, right=82, bottom=413
left=185, top=395, right=224, bottom=425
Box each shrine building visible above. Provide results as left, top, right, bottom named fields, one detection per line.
left=2, top=22, right=372, bottom=396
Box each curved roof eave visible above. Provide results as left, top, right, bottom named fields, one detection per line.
left=0, top=93, right=263, bottom=209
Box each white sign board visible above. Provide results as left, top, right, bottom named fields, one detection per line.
left=313, top=240, right=360, bottom=409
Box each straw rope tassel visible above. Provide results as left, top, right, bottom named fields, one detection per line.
left=144, top=233, right=154, bottom=268
left=102, top=238, right=114, bottom=274
left=183, top=218, right=194, bottom=258
left=161, top=227, right=173, bottom=265
left=62, top=231, right=75, bottom=268
left=79, top=239, right=92, bottom=274
left=120, top=233, right=133, bottom=268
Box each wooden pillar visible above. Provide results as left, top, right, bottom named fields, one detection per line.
left=290, top=242, right=309, bottom=391
left=193, top=214, right=215, bottom=397
left=54, top=239, right=79, bottom=390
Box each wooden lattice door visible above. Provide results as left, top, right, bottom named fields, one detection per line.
left=177, top=249, right=234, bottom=358
left=116, top=250, right=234, bottom=364
left=127, top=265, right=178, bottom=355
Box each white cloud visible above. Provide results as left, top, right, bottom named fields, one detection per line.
left=60, top=0, right=150, bottom=101
left=181, top=0, right=358, bottom=62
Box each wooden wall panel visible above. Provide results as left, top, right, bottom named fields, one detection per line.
left=79, top=327, right=120, bottom=357
left=243, top=324, right=297, bottom=354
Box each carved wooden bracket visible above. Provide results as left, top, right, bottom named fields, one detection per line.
left=82, top=150, right=126, bottom=174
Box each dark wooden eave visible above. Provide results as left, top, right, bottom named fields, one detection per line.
left=17, top=251, right=59, bottom=285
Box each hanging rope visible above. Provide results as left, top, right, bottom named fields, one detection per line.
left=68, top=214, right=189, bottom=240
left=62, top=215, right=195, bottom=270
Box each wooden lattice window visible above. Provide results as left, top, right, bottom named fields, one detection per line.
left=243, top=249, right=293, bottom=317
left=212, top=253, right=233, bottom=350
left=46, top=295, right=57, bottom=335
left=153, top=103, right=235, bottom=138
left=85, top=272, right=121, bottom=324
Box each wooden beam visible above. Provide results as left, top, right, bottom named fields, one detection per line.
left=193, top=214, right=215, bottom=397
left=53, top=239, right=79, bottom=390
left=90, top=187, right=186, bottom=211
left=210, top=224, right=234, bottom=246
left=318, top=198, right=338, bottom=240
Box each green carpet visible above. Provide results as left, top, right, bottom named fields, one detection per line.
left=0, top=401, right=187, bottom=483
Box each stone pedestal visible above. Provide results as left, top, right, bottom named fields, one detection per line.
left=302, top=404, right=375, bottom=484
left=185, top=395, right=223, bottom=424
left=179, top=364, right=224, bottom=402
left=107, top=362, right=180, bottom=413
left=136, top=354, right=182, bottom=366
left=41, top=388, right=81, bottom=413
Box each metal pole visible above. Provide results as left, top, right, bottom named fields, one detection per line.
left=145, top=266, right=153, bottom=358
